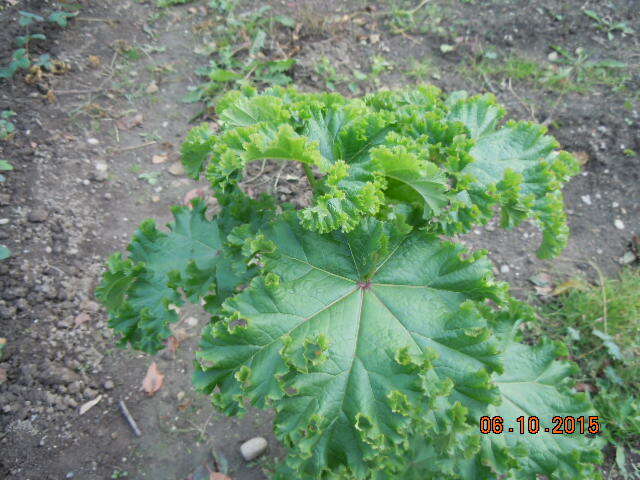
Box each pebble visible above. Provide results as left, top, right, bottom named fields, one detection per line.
left=580, top=195, right=592, bottom=206
left=168, top=162, right=185, bottom=176
left=500, top=265, right=510, bottom=274
left=240, top=436, right=268, bottom=461
left=103, top=380, right=114, bottom=390
left=614, top=219, right=625, bottom=230
left=28, top=208, right=48, bottom=223
left=87, top=138, right=99, bottom=145
left=0, top=218, right=8, bottom=225
left=92, top=162, right=109, bottom=182
left=185, top=316, right=198, bottom=327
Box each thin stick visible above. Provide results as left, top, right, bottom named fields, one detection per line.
left=55, top=89, right=103, bottom=95
left=118, top=400, right=142, bottom=437
left=589, top=260, right=608, bottom=334
left=114, top=141, right=156, bottom=153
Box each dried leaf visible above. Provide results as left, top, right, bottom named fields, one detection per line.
left=88, top=55, right=102, bottom=68
left=146, top=81, right=159, bottom=94
left=210, top=473, right=232, bottom=480
left=552, top=279, right=586, bottom=296
left=572, top=151, right=590, bottom=166
left=167, top=335, right=179, bottom=354
left=74, top=312, right=91, bottom=327
left=142, top=362, right=164, bottom=396
left=0, top=368, right=6, bottom=384
left=152, top=153, right=168, bottom=164
left=79, top=394, right=102, bottom=415
left=116, top=113, right=144, bottom=130
left=183, top=188, right=207, bottom=206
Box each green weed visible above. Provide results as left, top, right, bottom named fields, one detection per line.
left=0, top=9, right=77, bottom=79
left=0, top=111, right=16, bottom=140
left=583, top=9, right=634, bottom=41
left=183, top=1, right=296, bottom=112
left=538, top=268, right=640, bottom=448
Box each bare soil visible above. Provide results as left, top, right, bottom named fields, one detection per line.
left=0, top=0, right=638, bottom=479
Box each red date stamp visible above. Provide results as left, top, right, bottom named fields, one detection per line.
left=479, top=416, right=601, bottom=435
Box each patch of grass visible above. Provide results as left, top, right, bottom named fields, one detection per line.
left=474, top=55, right=548, bottom=82
left=466, top=48, right=631, bottom=94
left=536, top=268, right=640, bottom=448
left=405, top=56, right=439, bottom=81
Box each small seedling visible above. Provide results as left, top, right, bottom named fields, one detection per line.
left=138, top=172, right=160, bottom=185
left=0, top=111, right=16, bottom=140
left=547, top=45, right=629, bottom=92
left=583, top=9, right=635, bottom=41
left=0, top=159, right=13, bottom=182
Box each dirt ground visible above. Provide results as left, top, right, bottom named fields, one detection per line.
left=0, top=0, right=638, bottom=479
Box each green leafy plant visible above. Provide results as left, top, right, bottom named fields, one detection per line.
left=546, top=46, right=630, bottom=92
left=98, top=85, right=604, bottom=478
left=0, top=111, right=16, bottom=140
left=0, top=159, right=13, bottom=182
left=183, top=2, right=296, bottom=114
left=583, top=9, right=635, bottom=41
left=0, top=9, right=76, bottom=79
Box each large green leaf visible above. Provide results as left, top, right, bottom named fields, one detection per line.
left=447, top=94, right=579, bottom=258
left=96, top=195, right=272, bottom=353
left=196, top=216, right=602, bottom=478
left=195, top=216, right=505, bottom=477
left=191, top=86, right=577, bottom=258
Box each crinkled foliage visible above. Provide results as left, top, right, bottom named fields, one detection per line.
left=98, top=85, right=603, bottom=479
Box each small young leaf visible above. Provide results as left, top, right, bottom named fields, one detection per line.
left=48, top=11, right=78, bottom=27
left=0, top=245, right=10, bottom=260
left=18, top=11, right=44, bottom=26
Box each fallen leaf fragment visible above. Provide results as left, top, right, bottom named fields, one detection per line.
left=152, top=153, right=168, bottom=164
left=551, top=278, right=586, bottom=296
left=183, top=188, right=207, bottom=206
left=74, top=312, right=91, bottom=327
left=0, top=368, right=6, bottom=384
left=166, top=335, right=179, bottom=354
left=116, top=113, right=144, bottom=130
left=211, top=473, right=232, bottom=480
left=88, top=55, right=102, bottom=68
left=146, top=81, right=159, bottom=94
left=142, top=362, right=165, bottom=396
left=79, top=394, right=102, bottom=415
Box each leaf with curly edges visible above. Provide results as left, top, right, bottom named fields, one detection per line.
left=447, top=94, right=579, bottom=258
left=195, top=215, right=505, bottom=478
left=96, top=196, right=269, bottom=353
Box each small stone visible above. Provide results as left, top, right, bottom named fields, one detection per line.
left=185, top=316, right=198, bottom=328
left=28, top=208, right=48, bottom=223
left=614, top=219, right=625, bottom=230
left=168, top=162, right=185, bottom=176
left=151, top=195, right=160, bottom=203
left=580, top=195, right=592, bottom=206
left=92, top=162, right=109, bottom=182
left=103, top=380, right=114, bottom=390
left=0, top=218, right=8, bottom=225
left=87, top=138, right=99, bottom=145
left=42, top=363, right=81, bottom=385
left=500, top=265, right=510, bottom=274
left=104, top=193, right=112, bottom=200
left=240, top=436, right=268, bottom=461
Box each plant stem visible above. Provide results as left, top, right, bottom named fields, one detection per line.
left=303, top=163, right=320, bottom=193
